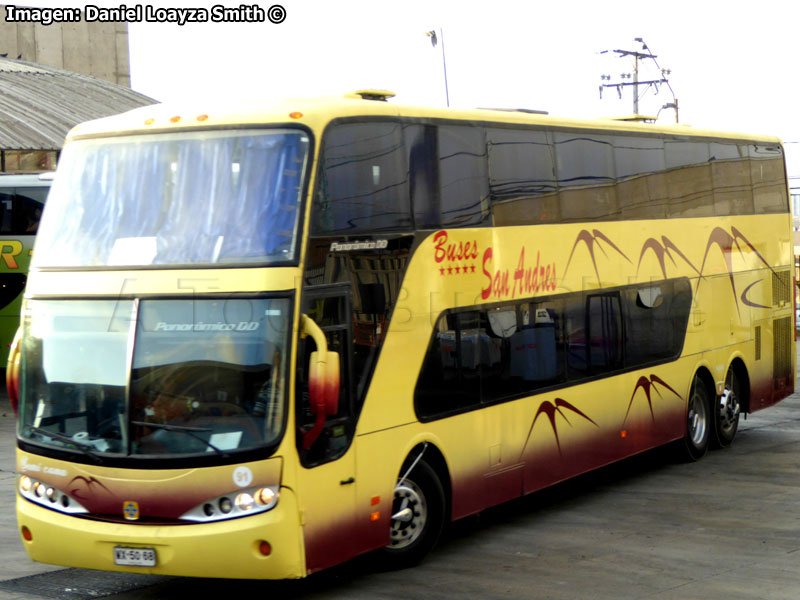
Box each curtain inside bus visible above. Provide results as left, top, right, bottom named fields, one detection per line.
left=32, top=129, right=309, bottom=267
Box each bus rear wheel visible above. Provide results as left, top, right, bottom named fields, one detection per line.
left=713, top=368, right=741, bottom=448
left=382, top=459, right=445, bottom=568
left=681, top=375, right=711, bottom=461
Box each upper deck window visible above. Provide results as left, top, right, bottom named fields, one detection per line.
left=313, top=122, right=411, bottom=234
left=32, top=129, right=309, bottom=268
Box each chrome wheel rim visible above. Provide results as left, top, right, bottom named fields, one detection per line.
left=718, top=386, right=740, bottom=435
left=389, top=479, right=427, bottom=549
left=688, top=385, right=707, bottom=447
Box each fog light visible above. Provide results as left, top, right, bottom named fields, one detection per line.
left=45, top=487, right=56, bottom=502
left=19, top=476, right=31, bottom=493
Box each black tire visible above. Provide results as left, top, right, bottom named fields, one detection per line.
left=712, top=368, right=741, bottom=448
left=382, top=459, right=445, bottom=568
left=680, top=375, right=711, bottom=461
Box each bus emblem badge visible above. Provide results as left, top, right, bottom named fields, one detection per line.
left=122, top=501, right=140, bottom=521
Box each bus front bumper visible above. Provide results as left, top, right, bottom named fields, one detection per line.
left=17, top=487, right=306, bottom=580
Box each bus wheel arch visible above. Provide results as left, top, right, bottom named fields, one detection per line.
left=681, top=368, right=714, bottom=461
left=382, top=442, right=450, bottom=567
left=713, top=358, right=748, bottom=448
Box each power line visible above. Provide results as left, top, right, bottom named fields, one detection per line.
left=599, top=38, right=678, bottom=122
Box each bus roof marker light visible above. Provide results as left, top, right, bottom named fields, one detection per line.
left=144, top=118, right=154, bottom=125
left=289, top=112, right=303, bottom=119
left=170, top=116, right=181, bottom=124
left=197, top=114, right=209, bottom=122
left=621, top=430, right=628, bottom=439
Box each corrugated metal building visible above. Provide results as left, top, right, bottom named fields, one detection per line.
left=0, top=57, right=155, bottom=172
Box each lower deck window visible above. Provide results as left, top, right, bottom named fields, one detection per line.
left=415, top=278, right=691, bottom=419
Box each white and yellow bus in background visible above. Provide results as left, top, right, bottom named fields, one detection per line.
left=9, top=91, right=794, bottom=578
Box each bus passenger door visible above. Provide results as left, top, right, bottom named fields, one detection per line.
left=295, top=284, right=360, bottom=574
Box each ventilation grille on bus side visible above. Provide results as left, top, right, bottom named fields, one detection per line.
left=754, top=325, right=761, bottom=361
left=772, top=270, right=791, bottom=306
left=773, top=316, right=792, bottom=387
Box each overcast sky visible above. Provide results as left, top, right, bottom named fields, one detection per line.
left=20, top=1, right=800, bottom=186
left=124, top=1, right=797, bottom=133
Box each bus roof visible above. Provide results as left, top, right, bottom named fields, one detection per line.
left=66, top=91, right=783, bottom=146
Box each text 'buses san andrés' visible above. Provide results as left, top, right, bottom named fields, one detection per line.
left=8, top=90, right=795, bottom=579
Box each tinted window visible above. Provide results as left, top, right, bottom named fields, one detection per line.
left=710, top=143, right=753, bottom=215
left=314, top=120, right=788, bottom=237
left=623, top=279, right=691, bottom=366
left=487, top=128, right=558, bottom=224
left=404, top=124, right=440, bottom=229
left=415, top=279, right=691, bottom=420
left=554, top=133, right=618, bottom=221
left=416, top=311, right=482, bottom=417
left=480, top=302, right=566, bottom=402
left=749, top=143, right=788, bottom=214
left=438, top=126, right=490, bottom=226
left=0, top=186, right=47, bottom=234
left=16, top=189, right=46, bottom=234
left=565, top=293, right=623, bottom=378
left=315, top=122, right=411, bottom=234
left=665, top=140, right=713, bottom=217
left=614, top=136, right=668, bottom=219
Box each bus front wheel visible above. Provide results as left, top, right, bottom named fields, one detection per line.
left=383, top=459, right=445, bottom=568
left=682, top=375, right=711, bottom=461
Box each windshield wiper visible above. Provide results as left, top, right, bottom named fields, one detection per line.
left=28, top=427, right=104, bottom=464
left=132, top=421, right=228, bottom=457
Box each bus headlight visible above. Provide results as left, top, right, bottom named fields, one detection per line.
left=255, top=487, right=277, bottom=507
left=180, top=485, right=280, bottom=522
left=234, top=492, right=255, bottom=511
left=18, top=475, right=88, bottom=515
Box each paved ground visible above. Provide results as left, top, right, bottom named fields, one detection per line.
left=1, top=350, right=800, bottom=599
left=0, top=389, right=63, bottom=583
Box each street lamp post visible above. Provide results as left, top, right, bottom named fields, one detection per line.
left=426, top=28, right=450, bottom=107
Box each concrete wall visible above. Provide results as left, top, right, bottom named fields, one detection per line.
left=0, top=6, right=130, bottom=87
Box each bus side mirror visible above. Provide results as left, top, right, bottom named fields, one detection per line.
left=308, top=349, right=340, bottom=416
left=6, top=327, right=21, bottom=417
left=300, top=314, right=340, bottom=450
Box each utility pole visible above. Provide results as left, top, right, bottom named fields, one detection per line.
left=599, top=38, right=679, bottom=123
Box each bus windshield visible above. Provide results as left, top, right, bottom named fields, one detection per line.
left=18, top=297, right=290, bottom=459
left=32, top=129, right=309, bottom=268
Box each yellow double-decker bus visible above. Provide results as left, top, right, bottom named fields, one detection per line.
left=9, top=91, right=794, bottom=579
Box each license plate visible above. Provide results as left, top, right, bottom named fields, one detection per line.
left=113, top=546, right=157, bottom=567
